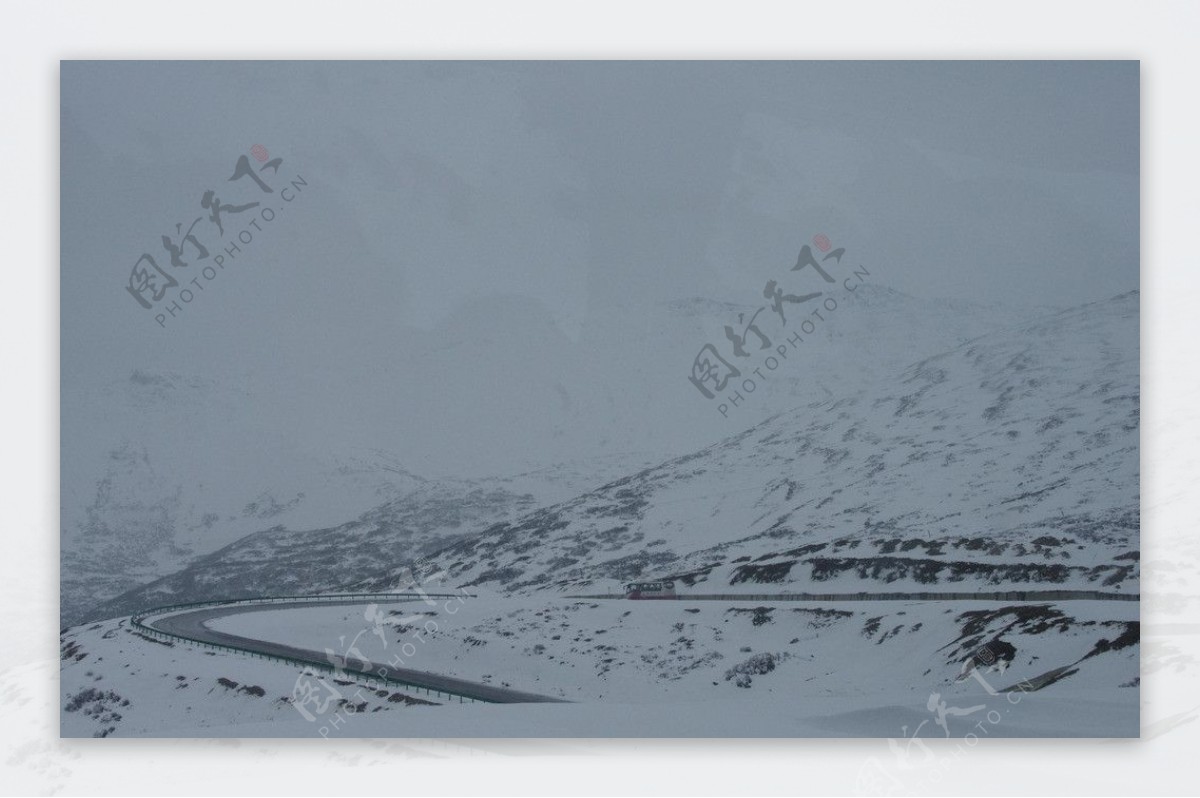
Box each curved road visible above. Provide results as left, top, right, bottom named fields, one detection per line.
left=572, top=589, right=1138, bottom=602
left=146, top=599, right=567, bottom=704
left=142, top=588, right=1135, bottom=706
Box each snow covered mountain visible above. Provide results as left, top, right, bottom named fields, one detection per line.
left=60, top=443, right=430, bottom=626
left=382, top=291, right=1140, bottom=598
left=58, top=289, right=1140, bottom=739
left=67, top=454, right=665, bottom=627
left=62, top=281, right=1038, bottom=625
left=59, top=595, right=1139, bottom=738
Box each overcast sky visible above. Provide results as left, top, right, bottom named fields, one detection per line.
left=61, top=61, right=1139, bottom=474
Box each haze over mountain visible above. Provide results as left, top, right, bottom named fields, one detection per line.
left=62, top=62, right=1136, bottom=629
left=63, top=278, right=1058, bottom=624
left=72, top=286, right=1137, bottom=628
left=57, top=61, right=1140, bottom=741
left=363, top=290, right=1140, bottom=598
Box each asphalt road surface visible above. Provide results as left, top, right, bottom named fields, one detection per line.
left=147, top=599, right=567, bottom=704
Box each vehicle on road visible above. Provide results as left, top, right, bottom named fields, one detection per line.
left=623, top=580, right=676, bottom=599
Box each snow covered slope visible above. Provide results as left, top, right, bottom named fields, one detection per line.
left=206, top=597, right=1138, bottom=707
left=60, top=595, right=1139, bottom=737
left=58, top=290, right=1140, bottom=737
left=58, top=616, right=438, bottom=738
left=391, top=291, right=1139, bottom=597
left=76, top=455, right=664, bottom=627
left=59, top=437, right=438, bottom=626
left=62, top=282, right=1036, bottom=625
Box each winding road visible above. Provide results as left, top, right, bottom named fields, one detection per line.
left=138, top=588, right=1136, bottom=706
left=144, top=598, right=568, bottom=704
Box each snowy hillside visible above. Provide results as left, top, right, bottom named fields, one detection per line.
left=58, top=291, right=1140, bottom=737
left=59, top=442, right=437, bottom=626
left=59, top=615, right=439, bottom=738
left=215, top=597, right=1138, bottom=708
left=396, top=291, right=1139, bottom=597
left=60, top=595, right=1138, bottom=737
left=71, top=454, right=667, bottom=627
left=62, top=282, right=1036, bottom=625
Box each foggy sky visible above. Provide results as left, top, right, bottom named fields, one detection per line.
left=61, top=61, right=1139, bottom=474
